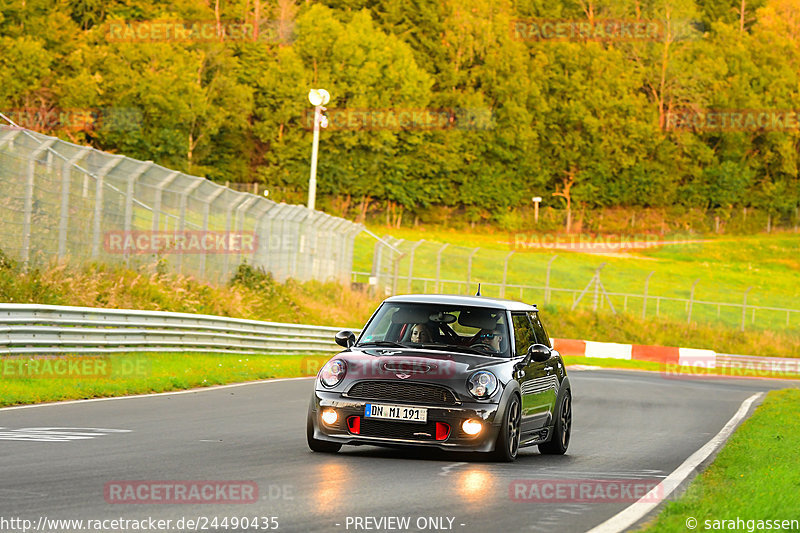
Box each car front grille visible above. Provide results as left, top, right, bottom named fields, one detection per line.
left=359, top=418, right=437, bottom=440
left=346, top=381, right=459, bottom=406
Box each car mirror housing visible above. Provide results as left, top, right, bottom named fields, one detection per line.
left=527, top=343, right=552, bottom=363
left=335, top=330, right=356, bottom=348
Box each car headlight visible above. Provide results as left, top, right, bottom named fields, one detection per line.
left=320, top=359, right=346, bottom=388
left=467, top=370, right=498, bottom=399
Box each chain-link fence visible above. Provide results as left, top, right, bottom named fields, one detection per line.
left=357, top=238, right=800, bottom=332
left=0, top=125, right=362, bottom=284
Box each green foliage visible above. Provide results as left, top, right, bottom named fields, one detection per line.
left=230, top=262, right=276, bottom=291
left=0, top=247, right=16, bottom=270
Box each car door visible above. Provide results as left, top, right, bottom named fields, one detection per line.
left=511, top=313, right=554, bottom=434
left=528, top=311, right=560, bottom=423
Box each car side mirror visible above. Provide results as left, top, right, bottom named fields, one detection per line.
left=527, top=343, right=552, bottom=363
left=335, top=330, right=356, bottom=348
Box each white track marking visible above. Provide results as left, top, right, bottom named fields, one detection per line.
left=0, top=427, right=131, bottom=442
left=0, top=376, right=314, bottom=412
left=585, top=392, right=764, bottom=533
left=439, top=462, right=468, bottom=476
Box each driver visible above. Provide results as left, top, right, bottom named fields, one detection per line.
left=474, top=327, right=504, bottom=352
left=409, top=323, right=433, bottom=344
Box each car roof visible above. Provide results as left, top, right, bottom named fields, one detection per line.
left=384, top=294, right=538, bottom=312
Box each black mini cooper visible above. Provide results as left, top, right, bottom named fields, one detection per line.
left=306, top=294, right=571, bottom=461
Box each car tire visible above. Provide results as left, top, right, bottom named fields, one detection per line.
left=490, top=394, right=521, bottom=462
left=539, top=389, right=571, bottom=455
left=306, top=413, right=342, bottom=453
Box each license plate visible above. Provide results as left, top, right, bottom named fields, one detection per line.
left=364, top=403, right=427, bottom=423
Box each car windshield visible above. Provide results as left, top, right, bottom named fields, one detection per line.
left=357, top=302, right=510, bottom=357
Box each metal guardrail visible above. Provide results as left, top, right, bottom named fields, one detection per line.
left=0, top=304, right=357, bottom=355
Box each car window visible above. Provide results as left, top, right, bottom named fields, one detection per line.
left=360, top=305, right=395, bottom=342
left=529, top=312, right=551, bottom=348
left=511, top=313, right=536, bottom=356
left=357, top=302, right=510, bottom=356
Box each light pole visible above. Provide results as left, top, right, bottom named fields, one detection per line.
left=532, top=196, right=542, bottom=223
left=307, top=88, right=330, bottom=211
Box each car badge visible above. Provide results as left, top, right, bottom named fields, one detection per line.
left=396, top=373, right=411, bottom=379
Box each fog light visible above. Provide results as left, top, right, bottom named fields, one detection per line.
left=462, top=419, right=482, bottom=436
left=347, top=416, right=361, bottom=434
left=321, top=409, right=338, bottom=426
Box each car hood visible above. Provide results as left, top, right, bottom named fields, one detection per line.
left=335, top=346, right=507, bottom=382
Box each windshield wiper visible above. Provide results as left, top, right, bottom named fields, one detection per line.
left=434, top=344, right=499, bottom=356
left=357, top=341, right=406, bottom=348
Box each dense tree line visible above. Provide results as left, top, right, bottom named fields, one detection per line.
left=1, top=0, right=798, bottom=225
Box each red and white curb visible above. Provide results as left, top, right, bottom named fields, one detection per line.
left=552, top=338, right=716, bottom=368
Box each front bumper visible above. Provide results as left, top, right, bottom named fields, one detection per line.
left=309, top=389, right=503, bottom=452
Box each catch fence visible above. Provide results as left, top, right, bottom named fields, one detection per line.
left=360, top=237, right=800, bottom=332
left=0, top=125, right=362, bottom=284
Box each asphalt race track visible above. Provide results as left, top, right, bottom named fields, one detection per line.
left=1, top=370, right=796, bottom=533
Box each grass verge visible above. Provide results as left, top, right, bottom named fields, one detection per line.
left=639, top=389, right=800, bottom=532
left=0, top=352, right=329, bottom=407
left=4, top=351, right=796, bottom=409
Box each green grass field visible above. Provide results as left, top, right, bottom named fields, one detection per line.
left=354, top=227, right=800, bottom=333
left=0, top=352, right=324, bottom=407
left=640, top=388, right=800, bottom=532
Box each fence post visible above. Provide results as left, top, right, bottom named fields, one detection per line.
left=501, top=251, right=514, bottom=299
left=223, top=194, right=250, bottom=280
left=392, top=251, right=405, bottom=296
left=122, top=161, right=154, bottom=265
left=545, top=254, right=558, bottom=304
left=21, top=139, right=57, bottom=266
left=593, top=266, right=602, bottom=311
left=642, top=271, right=655, bottom=319
left=151, top=171, right=179, bottom=235
left=91, top=156, right=122, bottom=259
left=371, top=239, right=384, bottom=288
left=174, top=178, right=204, bottom=272
left=249, top=203, right=273, bottom=268
left=740, top=286, right=752, bottom=332
left=435, top=243, right=449, bottom=293
left=57, top=148, right=89, bottom=260
left=200, top=187, right=226, bottom=280
left=466, top=247, right=480, bottom=294
left=407, top=240, right=424, bottom=293
left=687, top=278, right=700, bottom=323
left=233, top=196, right=258, bottom=271
left=0, top=128, right=21, bottom=149
left=344, top=225, right=362, bottom=284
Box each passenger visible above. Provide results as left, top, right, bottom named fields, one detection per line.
left=409, top=323, right=433, bottom=344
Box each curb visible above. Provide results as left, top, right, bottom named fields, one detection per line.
left=552, top=338, right=717, bottom=368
